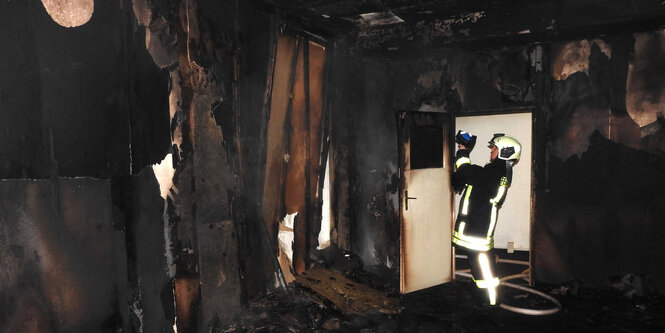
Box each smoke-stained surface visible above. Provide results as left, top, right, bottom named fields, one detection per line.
left=126, top=168, right=175, bottom=332
left=0, top=178, right=128, bottom=332
left=329, top=44, right=365, bottom=252
left=536, top=32, right=665, bottom=290
left=536, top=132, right=665, bottom=289
left=549, top=36, right=642, bottom=160
left=0, top=0, right=143, bottom=179
left=333, top=30, right=665, bottom=291
left=235, top=3, right=278, bottom=299
left=0, top=2, right=173, bottom=331
left=351, top=59, right=400, bottom=269
left=626, top=30, right=665, bottom=128
left=552, top=39, right=612, bottom=81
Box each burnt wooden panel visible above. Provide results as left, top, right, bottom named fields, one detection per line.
left=197, top=220, right=242, bottom=329
left=286, top=40, right=309, bottom=275
left=175, top=276, right=200, bottom=332
left=263, top=34, right=298, bottom=242
left=295, top=267, right=399, bottom=315
left=189, top=78, right=241, bottom=330
left=307, top=42, right=327, bottom=250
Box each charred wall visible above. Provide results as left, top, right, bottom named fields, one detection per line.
left=0, top=178, right=129, bottom=332
left=132, top=0, right=282, bottom=330
left=330, top=44, right=535, bottom=281
left=535, top=31, right=665, bottom=291
left=1, top=0, right=284, bottom=331
left=0, top=0, right=167, bottom=179
left=328, top=44, right=365, bottom=254
left=333, top=26, right=665, bottom=292
left=0, top=0, right=172, bottom=331
left=236, top=10, right=285, bottom=297
left=0, top=0, right=273, bottom=330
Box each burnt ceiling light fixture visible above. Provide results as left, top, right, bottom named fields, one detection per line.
left=358, top=11, right=404, bottom=27
left=41, top=0, right=94, bottom=27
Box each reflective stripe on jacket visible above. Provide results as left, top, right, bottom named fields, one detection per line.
left=451, top=150, right=508, bottom=251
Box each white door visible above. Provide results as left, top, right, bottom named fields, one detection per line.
left=400, top=112, right=453, bottom=293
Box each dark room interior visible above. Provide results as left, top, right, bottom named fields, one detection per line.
left=1, top=0, right=665, bottom=332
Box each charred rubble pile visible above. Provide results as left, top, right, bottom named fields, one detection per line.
left=219, top=245, right=401, bottom=332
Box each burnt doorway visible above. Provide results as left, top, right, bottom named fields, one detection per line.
left=398, top=111, right=454, bottom=293
left=454, top=112, right=533, bottom=253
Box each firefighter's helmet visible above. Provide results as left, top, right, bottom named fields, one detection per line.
left=488, top=134, right=521, bottom=162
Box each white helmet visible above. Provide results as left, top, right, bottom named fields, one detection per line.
left=489, top=134, right=521, bottom=162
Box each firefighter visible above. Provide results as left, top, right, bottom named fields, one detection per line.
left=452, top=130, right=521, bottom=305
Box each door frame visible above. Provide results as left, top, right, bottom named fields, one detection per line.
left=452, top=107, right=536, bottom=285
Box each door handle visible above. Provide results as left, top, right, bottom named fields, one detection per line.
left=405, top=190, right=417, bottom=210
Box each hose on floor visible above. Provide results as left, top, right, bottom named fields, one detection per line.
left=454, top=271, right=562, bottom=315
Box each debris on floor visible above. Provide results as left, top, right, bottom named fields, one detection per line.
left=295, top=266, right=400, bottom=316
left=217, top=247, right=665, bottom=332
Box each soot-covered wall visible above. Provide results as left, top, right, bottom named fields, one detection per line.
left=536, top=31, right=665, bottom=291
left=0, top=0, right=165, bottom=179
left=0, top=0, right=171, bottom=331
left=330, top=43, right=536, bottom=279
left=332, top=29, right=665, bottom=292
left=2, top=0, right=280, bottom=330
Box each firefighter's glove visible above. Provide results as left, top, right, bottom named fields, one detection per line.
left=455, top=130, right=477, bottom=151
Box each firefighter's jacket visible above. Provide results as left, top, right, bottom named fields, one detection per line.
left=451, top=149, right=508, bottom=252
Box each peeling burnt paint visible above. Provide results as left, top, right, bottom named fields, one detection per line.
left=131, top=0, right=179, bottom=69
left=169, top=0, right=251, bottom=329
left=552, top=39, right=612, bottom=81
left=549, top=33, right=665, bottom=160
left=551, top=41, right=620, bottom=159
left=537, top=30, right=665, bottom=290
left=626, top=29, right=665, bottom=129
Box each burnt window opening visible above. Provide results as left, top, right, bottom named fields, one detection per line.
left=410, top=125, right=443, bottom=169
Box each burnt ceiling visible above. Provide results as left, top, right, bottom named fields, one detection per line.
left=254, top=0, right=665, bottom=51
left=255, top=0, right=515, bottom=36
